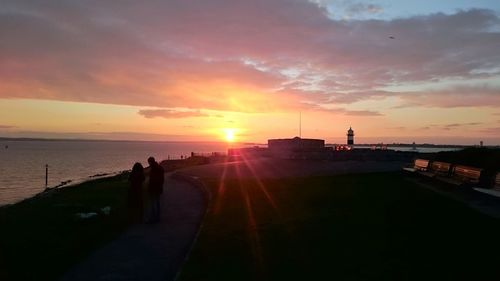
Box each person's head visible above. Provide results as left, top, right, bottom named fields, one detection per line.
left=148, top=156, right=156, bottom=166
left=132, top=162, right=144, bottom=173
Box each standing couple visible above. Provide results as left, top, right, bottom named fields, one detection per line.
left=128, top=156, right=165, bottom=223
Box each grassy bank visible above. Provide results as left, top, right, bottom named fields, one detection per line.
left=0, top=173, right=130, bottom=281
left=179, top=172, right=500, bottom=280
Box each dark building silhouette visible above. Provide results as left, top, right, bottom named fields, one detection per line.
left=268, top=137, right=325, bottom=159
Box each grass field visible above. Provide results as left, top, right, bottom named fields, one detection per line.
left=0, top=174, right=130, bottom=281
left=179, top=172, right=500, bottom=280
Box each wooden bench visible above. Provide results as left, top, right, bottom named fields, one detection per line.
left=452, top=165, right=482, bottom=184
left=473, top=172, right=500, bottom=198
left=430, top=161, right=452, bottom=176
left=403, top=159, right=429, bottom=173
left=414, top=159, right=429, bottom=171
left=493, top=173, right=500, bottom=192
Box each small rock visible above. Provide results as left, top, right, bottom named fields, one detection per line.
left=101, top=206, right=111, bottom=215
left=76, top=212, right=98, bottom=219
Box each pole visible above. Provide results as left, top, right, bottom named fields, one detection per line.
left=299, top=112, right=302, bottom=138
left=45, top=164, right=48, bottom=188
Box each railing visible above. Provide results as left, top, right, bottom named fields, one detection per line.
left=190, top=152, right=226, bottom=157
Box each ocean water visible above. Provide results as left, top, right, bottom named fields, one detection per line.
left=353, top=146, right=462, bottom=153
left=0, top=140, right=233, bottom=206
left=0, top=140, right=462, bottom=206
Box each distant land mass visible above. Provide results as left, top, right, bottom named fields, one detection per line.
left=327, top=143, right=495, bottom=148
left=352, top=143, right=469, bottom=148
left=1, top=137, right=498, bottom=148
left=0, top=137, right=263, bottom=146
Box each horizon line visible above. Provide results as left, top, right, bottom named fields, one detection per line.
left=1, top=136, right=499, bottom=147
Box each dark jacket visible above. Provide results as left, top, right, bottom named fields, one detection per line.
left=149, top=163, right=165, bottom=195
left=129, top=171, right=145, bottom=190
left=127, top=170, right=145, bottom=217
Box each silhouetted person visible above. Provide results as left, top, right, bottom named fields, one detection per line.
left=128, top=162, right=145, bottom=223
left=147, top=156, right=164, bottom=223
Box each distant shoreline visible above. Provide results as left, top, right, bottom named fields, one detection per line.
left=2, top=137, right=496, bottom=148
left=0, top=137, right=264, bottom=145
left=349, top=144, right=470, bottom=148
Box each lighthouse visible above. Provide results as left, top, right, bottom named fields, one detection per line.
left=347, top=127, right=354, bottom=145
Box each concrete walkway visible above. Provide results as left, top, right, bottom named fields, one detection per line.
left=406, top=177, right=500, bottom=219
left=60, top=174, right=206, bottom=281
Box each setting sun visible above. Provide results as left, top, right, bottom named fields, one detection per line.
left=224, top=128, right=236, bottom=142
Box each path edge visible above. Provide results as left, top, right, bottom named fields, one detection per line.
left=170, top=172, right=212, bottom=281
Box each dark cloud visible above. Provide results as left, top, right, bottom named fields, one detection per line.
left=345, top=3, right=383, bottom=16
left=480, top=127, right=500, bottom=134
left=454, top=123, right=479, bottom=127
left=419, top=122, right=482, bottom=131
left=387, top=126, right=407, bottom=130
left=343, top=109, right=383, bottom=116
left=138, top=109, right=209, bottom=119
left=445, top=122, right=482, bottom=128
left=0, top=129, right=207, bottom=141
left=312, top=105, right=383, bottom=116
left=395, top=86, right=500, bottom=108
left=325, top=90, right=396, bottom=104
left=0, top=125, right=16, bottom=129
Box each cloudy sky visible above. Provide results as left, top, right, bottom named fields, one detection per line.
left=0, top=0, right=499, bottom=144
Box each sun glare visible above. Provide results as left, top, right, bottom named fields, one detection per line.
left=224, top=128, right=236, bottom=142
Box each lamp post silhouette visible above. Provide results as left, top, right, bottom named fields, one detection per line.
left=45, top=164, right=48, bottom=188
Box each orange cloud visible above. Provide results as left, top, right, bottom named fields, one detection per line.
left=0, top=1, right=499, bottom=115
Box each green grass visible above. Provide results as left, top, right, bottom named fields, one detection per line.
left=179, top=172, right=500, bottom=281
left=0, top=174, right=130, bottom=281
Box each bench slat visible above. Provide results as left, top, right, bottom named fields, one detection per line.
left=414, top=159, right=429, bottom=171
left=454, top=166, right=482, bottom=179
left=452, top=165, right=482, bottom=184
left=430, top=161, right=451, bottom=174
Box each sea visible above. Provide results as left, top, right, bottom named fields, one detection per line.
left=0, top=140, right=235, bottom=206
left=353, top=146, right=462, bottom=153
left=0, top=140, right=463, bottom=206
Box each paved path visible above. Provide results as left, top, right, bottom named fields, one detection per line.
left=406, top=176, right=500, bottom=219
left=60, top=174, right=206, bottom=281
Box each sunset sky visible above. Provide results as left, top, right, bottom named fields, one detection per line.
left=1, top=0, right=499, bottom=144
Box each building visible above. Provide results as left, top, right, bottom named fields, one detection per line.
left=227, top=146, right=268, bottom=159
left=268, top=137, right=326, bottom=159
left=347, top=127, right=354, bottom=145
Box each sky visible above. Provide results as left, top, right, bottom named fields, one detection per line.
left=0, top=0, right=499, bottom=145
